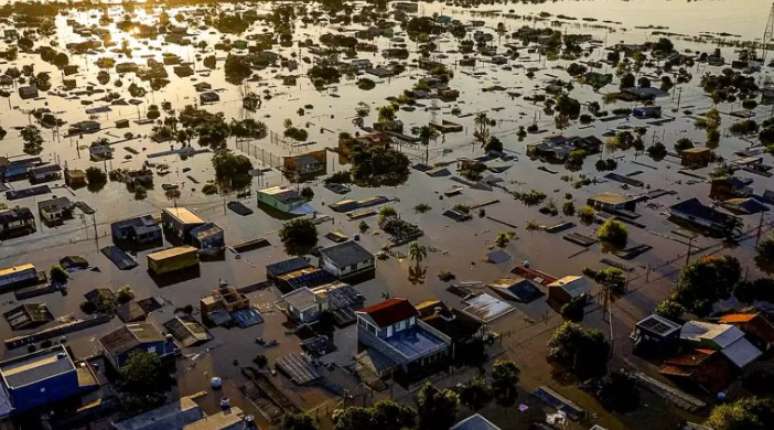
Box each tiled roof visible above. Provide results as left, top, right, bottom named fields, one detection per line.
left=359, top=298, right=417, bottom=327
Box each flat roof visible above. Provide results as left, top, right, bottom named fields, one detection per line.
left=0, top=264, right=36, bottom=278
left=147, top=246, right=198, bottom=261
left=383, top=325, right=448, bottom=360
left=0, top=345, right=75, bottom=389
left=163, top=207, right=204, bottom=225
left=183, top=407, right=244, bottom=430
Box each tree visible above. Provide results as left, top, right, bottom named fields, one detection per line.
left=408, top=241, right=428, bottom=277
left=756, top=232, right=774, bottom=266
left=281, top=413, right=318, bottom=430
left=707, top=397, right=774, bottom=430
left=484, top=135, right=503, bottom=153
left=370, top=400, right=416, bottom=429
left=653, top=37, right=674, bottom=53
left=474, top=112, right=491, bottom=149
left=211, top=149, right=253, bottom=191
left=20, top=125, right=43, bottom=155
left=418, top=125, right=439, bottom=164
left=619, top=72, right=635, bottom=90
left=561, top=295, right=586, bottom=322
left=674, top=255, right=741, bottom=316
left=279, top=218, right=318, bottom=256
left=555, top=94, right=581, bottom=119
left=458, top=378, right=493, bottom=411
left=647, top=142, right=667, bottom=161
left=548, top=322, right=610, bottom=379
left=674, top=137, right=694, bottom=152
left=86, top=166, right=107, bottom=191
left=596, top=218, right=628, bottom=248
left=416, top=383, right=459, bottom=430
left=654, top=298, right=685, bottom=321
left=491, top=360, right=520, bottom=406
left=598, top=370, right=640, bottom=412
left=49, top=265, right=68, bottom=285
left=495, top=232, right=510, bottom=248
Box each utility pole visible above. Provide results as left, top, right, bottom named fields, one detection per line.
left=685, top=235, right=694, bottom=265
left=762, top=2, right=774, bottom=66
left=756, top=210, right=765, bottom=245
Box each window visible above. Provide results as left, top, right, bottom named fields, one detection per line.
left=387, top=325, right=393, bottom=337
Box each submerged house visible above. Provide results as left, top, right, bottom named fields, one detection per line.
left=680, top=321, right=762, bottom=368
left=110, top=214, right=162, bottom=246
left=0, top=345, right=98, bottom=417
left=256, top=186, right=309, bottom=215
left=318, top=241, right=375, bottom=283
left=37, top=197, right=74, bottom=226
left=161, top=207, right=205, bottom=243
left=283, top=150, right=327, bottom=180
left=356, top=298, right=451, bottom=381
left=528, top=135, right=602, bottom=162
left=669, top=198, right=741, bottom=235
left=99, top=323, right=178, bottom=370
left=0, top=207, right=35, bottom=239
left=631, top=314, right=682, bottom=356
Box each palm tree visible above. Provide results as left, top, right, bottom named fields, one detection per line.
left=474, top=112, right=490, bottom=150
left=495, top=232, right=510, bottom=248
left=418, top=125, right=439, bottom=165
left=408, top=241, right=427, bottom=272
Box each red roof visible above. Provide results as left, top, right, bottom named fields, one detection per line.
left=359, top=298, right=417, bottom=327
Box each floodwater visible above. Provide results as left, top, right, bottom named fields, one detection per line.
left=0, top=1, right=772, bottom=429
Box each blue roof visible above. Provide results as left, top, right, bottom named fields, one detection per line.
left=266, top=257, right=312, bottom=278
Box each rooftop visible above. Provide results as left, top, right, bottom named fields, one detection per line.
left=636, top=314, right=681, bottom=336
left=147, top=246, right=198, bottom=261
left=100, top=323, right=166, bottom=357
left=358, top=298, right=418, bottom=328
left=113, top=394, right=203, bottom=430
left=319, top=241, right=373, bottom=268
left=383, top=323, right=449, bottom=360
left=0, top=345, right=75, bottom=389
left=548, top=275, right=592, bottom=297
left=163, top=207, right=204, bottom=225
left=282, top=287, right=318, bottom=310
left=183, top=407, right=244, bottom=430
left=258, top=185, right=302, bottom=203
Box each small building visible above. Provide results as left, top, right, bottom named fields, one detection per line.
left=718, top=312, right=774, bottom=351
left=3, top=303, right=53, bottom=330
left=417, top=300, right=483, bottom=362
left=17, top=85, right=38, bottom=99
left=487, top=277, right=544, bottom=303
left=680, top=321, right=762, bottom=368
left=318, top=241, right=375, bottom=283
left=283, top=150, right=327, bottom=180
left=0, top=264, right=44, bottom=292
left=111, top=215, right=163, bottom=245
left=659, top=348, right=734, bottom=393
left=161, top=207, right=205, bottom=243
left=282, top=287, right=320, bottom=324
left=632, top=105, right=662, bottom=119
left=173, top=64, right=193, bottom=77
left=199, top=91, right=220, bottom=104
left=669, top=198, right=741, bottom=235
left=0, top=207, right=35, bottom=239
left=0, top=345, right=85, bottom=416
left=266, top=257, right=313, bottom=281
left=68, top=120, right=101, bottom=135
left=680, top=147, right=713, bottom=168
left=147, top=246, right=199, bottom=276
left=356, top=298, right=451, bottom=381
left=587, top=192, right=639, bottom=213
left=38, top=196, right=74, bottom=226
left=275, top=267, right=337, bottom=293
left=710, top=176, right=754, bottom=199
left=112, top=394, right=204, bottom=430
left=200, top=286, right=250, bottom=325
left=100, top=322, right=178, bottom=370
left=630, top=314, right=682, bottom=355
left=190, top=223, right=225, bottom=253
left=256, top=186, right=308, bottom=214
left=547, top=275, right=592, bottom=306
left=27, top=164, right=62, bottom=184
left=64, top=168, right=87, bottom=188
left=89, top=143, right=114, bottom=160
